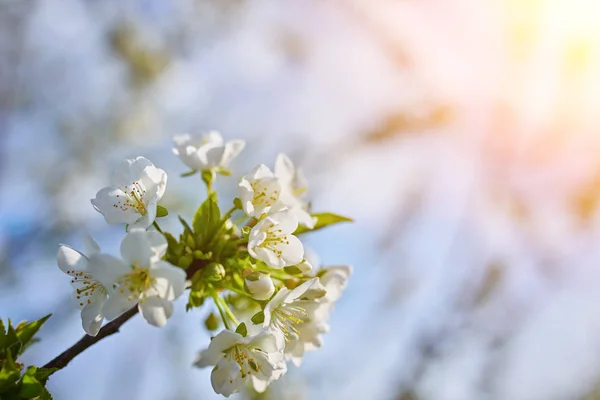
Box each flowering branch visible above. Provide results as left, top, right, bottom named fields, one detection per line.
left=0, top=132, right=354, bottom=398
left=43, top=259, right=208, bottom=371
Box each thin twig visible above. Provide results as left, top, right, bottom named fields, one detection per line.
left=44, top=259, right=208, bottom=371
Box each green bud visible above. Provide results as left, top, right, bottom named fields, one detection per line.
left=241, top=226, right=251, bottom=237
left=178, top=255, right=193, bottom=269
left=205, top=262, right=226, bottom=281
left=188, top=291, right=205, bottom=309
left=233, top=197, right=243, bottom=210
left=185, top=234, right=196, bottom=249
left=202, top=168, right=216, bottom=187
left=204, top=313, right=219, bottom=331
left=193, top=250, right=204, bottom=259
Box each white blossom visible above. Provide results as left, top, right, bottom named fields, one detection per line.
left=89, top=229, right=186, bottom=327
left=273, top=153, right=316, bottom=228
left=238, top=164, right=281, bottom=218
left=262, top=278, right=327, bottom=365
left=244, top=272, right=275, bottom=301
left=248, top=211, right=304, bottom=269
left=57, top=235, right=107, bottom=336
left=172, top=131, right=245, bottom=172
left=194, top=329, right=287, bottom=397
left=91, top=157, right=167, bottom=230
left=284, top=266, right=352, bottom=365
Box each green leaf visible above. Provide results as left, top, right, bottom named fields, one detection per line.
left=178, top=216, right=193, bottom=235
left=235, top=322, right=247, bottom=337
left=34, top=367, right=58, bottom=384
left=180, top=170, right=197, bottom=177
left=15, top=314, right=51, bottom=355
left=294, top=213, right=353, bottom=235
left=156, top=205, right=169, bottom=218
left=192, top=194, right=221, bottom=247
left=0, top=350, right=21, bottom=392
left=39, top=387, right=54, bottom=400
left=251, top=311, right=265, bottom=325
left=1, top=321, right=21, bottom=360
left=19, top=366, right=43, bottom=398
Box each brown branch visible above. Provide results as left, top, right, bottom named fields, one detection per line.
left=44, top=259, right=207, bottom=371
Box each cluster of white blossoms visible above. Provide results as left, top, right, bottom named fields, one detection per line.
left=56, top=131, right=351, bottom=397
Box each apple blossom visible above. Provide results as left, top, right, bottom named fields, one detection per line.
left=91, top=157, right=167, bottom=230
left=194, top=329, right=287, bottom=397
left=57, top=235, right=107, bottom=336
left=273, top=153, right=316, bottom=228
left=89, top=229, right=186, bottom=327
left=172, top=131, right=245, bottom=172
left=238, top=164, right=281, bottom=217
left=248, top=211, right=304, bottom=269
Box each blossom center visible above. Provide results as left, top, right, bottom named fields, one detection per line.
left=118, top=266, right=155, bottom=300
left=251, top=181, right=279, bottom=208
left=257, top=225, right=290, bottom=258
left=115, top=181, right=148, bottom=215
left=271, top=303, right=307, bottom=341
left=225, top=345, right=261, bottom=379
left=68, top=270, right=106, bottom=307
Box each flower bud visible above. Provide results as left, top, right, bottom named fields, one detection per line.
left=204, top=313, right=219, bottom=331
left=296, top=259, right=313, bottom=273
left=205, top=262, right=226, bottom=281
left=244, top=272, right=275, bottom=300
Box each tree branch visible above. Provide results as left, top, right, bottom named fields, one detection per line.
left=44, top=259, right=207, bottom=371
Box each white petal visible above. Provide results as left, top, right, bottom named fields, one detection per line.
left=295, top=208, right=317, bottom=229
left=251, top=376, right=270, bottom=393
left=120, top=230, right=163, bottom=267
left=82, top=234, right=100, bottom=256
left=139, top=296, right=173, bottom=327
left=248, top=331, right=281, bottom=353
left=278, top=235, right=304, bottom=267
left=203, top=131, right=224, bottom=146
left=148, top=261, right=186, bottom=300
left=102, top=289, right=137, bottom=320
left=274, top=153, right=295, bottom=183
left=111, top=157, right=154, bottom=189
left=255, top=247, right=284, bottom=269
left=210, top=329, right=244, bottom=353
left=57, top=245, right=88, bottom=275
left=286, top=278, right=319, bottom=303
left=221, top=140, right=245, bottom=167
left=91, top=187, right=141, bottom=225
left=81, top=293, right=106, bottom=336
left=172, top=133, right=191, bottom=147
left=141, top=166, right=168, bottom=200
left=87, top=253, right=129, bottom=291
left=267, top=211, right=298, bottom=235
left=203, top=145, right=226, bottom=168
left=211, top=360, right=242, bottom=397
left=127, top=203, right=156, bottom=230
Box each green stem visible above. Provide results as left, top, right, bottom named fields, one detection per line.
left=212, top=292, right=231, bottom=330
left=152, top=221, right=163, bottom=234
left=214, top=294, right=239, bottom=326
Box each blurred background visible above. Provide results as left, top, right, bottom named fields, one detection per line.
left=2, top=0, right=600, bottom=399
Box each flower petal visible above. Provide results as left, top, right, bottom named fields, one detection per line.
left=81, top=293, right=106, bottom=336
left=268, top=211, right=298, bottom=235
left=102, top=289, right=137, bottom=321
left=87, top=254, right=130, bottom=292
left=274, top=153, right=295, bottom=183
left=278, top=235, right=304, bottom=267
left=111, top=157, right=154, bottom=189
left=57, top=245, right=88, bottom=275
left=221, top=140, right=245, bottom=166
left=120, top=229, right=163, bottom=267
left=148, top=261, right=186, bottom=301
left=139, top=296, right=173, bottom=327
left=211, top=359, right=242, bottom=397
left=91, top=187, right=141, bottom=225
left=82, top=234, right=100, bottom=256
